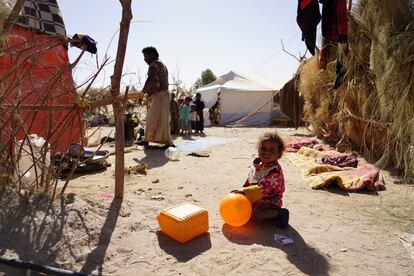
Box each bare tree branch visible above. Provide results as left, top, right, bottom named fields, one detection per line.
left=281, top=39, right=302, bottom=62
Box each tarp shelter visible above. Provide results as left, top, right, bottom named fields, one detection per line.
left=279, top=76, right=303, bottom=129
left=195, top=71, right=277, bottom=126
left=0, top=0, right=82, bottom=152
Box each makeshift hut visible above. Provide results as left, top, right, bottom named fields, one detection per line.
left=297, top=0, right=414, bottom=180
left=278, top=76, right=303, bottom=129
left=195, top=71, right=277, bottom=126
left=0, top=0, right=83, bottom=153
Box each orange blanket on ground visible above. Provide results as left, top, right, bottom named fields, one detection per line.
left=286, top=147, right=385, bottom=192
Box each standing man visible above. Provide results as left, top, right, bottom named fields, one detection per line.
left=170, top=93, right=180, bottom=135
left=137, top=47, right=174, bottom=148
left=193, top=92, right=205, bottom=133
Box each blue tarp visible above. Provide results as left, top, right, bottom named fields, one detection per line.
left=175, top=136, right=238, bottom=152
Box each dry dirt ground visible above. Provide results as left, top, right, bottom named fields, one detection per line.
left=1, top=126, right=413, bottom=276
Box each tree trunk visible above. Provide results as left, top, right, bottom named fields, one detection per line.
left=110, top=0, right=133, bottom=199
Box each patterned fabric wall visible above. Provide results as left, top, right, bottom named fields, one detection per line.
left=16, top=0, right=66, bottom=36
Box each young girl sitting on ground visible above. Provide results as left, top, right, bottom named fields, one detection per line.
left=233, top=131, right=289, bottom=229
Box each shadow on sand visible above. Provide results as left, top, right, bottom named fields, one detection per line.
left=291, top=133, right=316, bottom=138
left=222, top=222, right=330, bottom=276
left=0, top=188, right=123, bottom=276
left=182, top=136, right=196, bottom=141
left=59, top=166, right=108, bottom=181
left=323, top=183, right=381, bottom=196
left=324, top=185, right=350, bottom=197
left=156, top=231, right=212, bottom=262
left=0, top=192, right=100, bottom=275
left=135, top=148, right=169, bottom=170
left=80, top=199, right=122, bottom=275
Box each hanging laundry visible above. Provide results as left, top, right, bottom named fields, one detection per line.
left=297, top=0, right=321, bottom=56
left=70, top=34, right=97, bottom=54
left=70, top=33, right=98, bottom=67
left=320, top=0, right=348, bottom=43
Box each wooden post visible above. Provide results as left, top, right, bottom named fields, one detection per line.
left=110, top=0, right=133, bottom=199
left=1, top=0, right=25, bottom=35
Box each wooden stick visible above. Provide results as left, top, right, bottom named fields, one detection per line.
left=1, top=92, right=144, bottom=111
left=89, top=92, right=143, bottom=109
left=1, top=0, right=25, bottom=35
left=111, top=0, right=133, bottom=199
left=2, top=104, right=78, bottom=111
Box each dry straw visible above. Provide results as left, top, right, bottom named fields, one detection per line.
left=298, top=0, right=413, bottom=180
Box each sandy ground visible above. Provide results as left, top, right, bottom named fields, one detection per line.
left=1, top=126, right=413, bottom=276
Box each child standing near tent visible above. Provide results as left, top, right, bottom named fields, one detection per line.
left=177, top=97, right=185, bottom=131
left=232, top=131, right=289, bottom=229
left=190, top=104, right=197, bottom=131
left=193, top=92, right=205, bottom=133
left=180, top=97, right=192, bottom=136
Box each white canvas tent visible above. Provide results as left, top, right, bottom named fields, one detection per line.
left=195, top=71, right=277, bottom=126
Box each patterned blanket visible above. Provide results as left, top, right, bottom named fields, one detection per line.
left=286, top=136, right=334, bottom=152
left=286, top=136, right=318, bottom=152
left=286, top=147, right=385, bottom=192
left=16, top=0, right=66, bottom=36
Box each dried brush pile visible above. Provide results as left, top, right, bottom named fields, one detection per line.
left=298, top=0, right=414, bottom=180
left=0, top=28, right=102, bottom=198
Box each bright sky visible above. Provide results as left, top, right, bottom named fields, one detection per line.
left=59, top=0, right=310, bottom=90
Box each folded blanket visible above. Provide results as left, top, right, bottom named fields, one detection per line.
left=321, top=152, right=358, bottom=167
left=286, top=136, right=334, bottom=152
left=286, top=136, right=319, bottom=152
left=287, top=147, right=385, bottom=192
